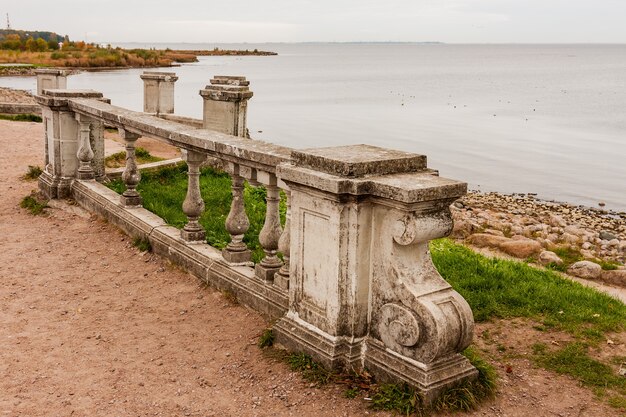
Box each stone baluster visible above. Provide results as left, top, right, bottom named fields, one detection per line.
left=274, top=188, right=291, bottom=290
left=255, top=172, right=284, bottom=281
left=89, top=120, right=107, bottom=182
left=119, top=129, right=142, bottom=207
left=181, top=150, right=207, bottom=242
left=75, top=115, right=95, bottom=180
left=223, top=164, right=251, bottom=264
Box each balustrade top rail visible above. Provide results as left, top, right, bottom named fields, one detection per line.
left=40, top=89, right=292, bottom=175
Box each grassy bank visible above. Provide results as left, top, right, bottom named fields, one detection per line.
left=106, top=163, right=626, bottom=413
left=1, top=42, right=276, bottom=69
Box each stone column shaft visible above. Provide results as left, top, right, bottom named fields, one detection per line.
left=222, top=164, right=251, bottom=264
left=181, top=150, right=207, bottom=242
left=75, top=115, right=95, bottom=180
left=275, top=189, right=291, bottom=290
left=119, top=129, right=142, bottom=207
left=255, top=174, right=283, bottom=281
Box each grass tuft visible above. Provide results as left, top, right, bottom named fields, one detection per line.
left=533, top=342, right=626, bottom=410
left=286, top=353, right=333, bottom=385
left=104, top=147, right=163, bottom=168
left=132, top=237, right=151, bottom=252
left=0, top=113, right=42, bottom=122
left=20, top=193, right=47, bottom=215
left=370, top=384, right=424, bottom=416
left=221, top=289, right=238, bottom=305
left=258, top=328, right=274, bottom=348
left=22, top=165, right=43, bottom=180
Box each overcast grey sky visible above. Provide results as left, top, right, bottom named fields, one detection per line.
left=4, top=0, right=626, bottom=43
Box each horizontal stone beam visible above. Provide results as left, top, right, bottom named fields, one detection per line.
left=66, top=96, right=291, bottom=173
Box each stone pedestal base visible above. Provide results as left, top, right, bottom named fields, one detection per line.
left=180, top=229, right=206, bottom=242
left=364, top=340, right=478, bottom=404
left=222, top=248, right=251, bottom=264
left=273, top=315, right=362, bottom=371
left=38, top=172, right=72, bottom=199
left=274, top=316, right=478, bottom=404
left=76, top=170, right=95, bottom=180
left=38, top=171, right=58, bottom=199
left=255, top=264, right=281, bottom=282
left=273, top=272, right=289, bottom=290
left=120, top=194, right=142, bottom=207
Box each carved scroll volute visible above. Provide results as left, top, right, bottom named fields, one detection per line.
left=391, top=210, right=453, bottom=246
left=373, top=206, right=474, bottom=364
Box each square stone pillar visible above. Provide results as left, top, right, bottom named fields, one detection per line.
left=35, top=69, right=68, bottom=95
left=274, top=144, right=477, bottom=402
left=199, top=76, right=253, bottom=137
left=35, top=89, right=105, bottom=199
left=140, top=71, right=178, bottom=114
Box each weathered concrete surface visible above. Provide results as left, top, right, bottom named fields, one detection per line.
left=67, top=97, right=290, bottom=173
left=141, top=71, right=178, bottom=114
left=200, top=76, right=252, bottom=137
left=275, top=144, right=476, bottom=401
left=35, top=68, right=68, bottom=95
left=0, top=102, right=41, bottom=114
left=292, top=144, right=427, bottom=178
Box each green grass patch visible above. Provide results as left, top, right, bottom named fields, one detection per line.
left=370, top=384, right=424, bottom=416
left=597, top=260, right=620, bottom=271
left=20, top=194, right=47, bottom=215
left=258, top=328, right=274, bottom=348
left=104, top=147, right=164, bottom=168
left=0, top=113, right=42, bottom=122
left=286, top=352, right=334, bottom=385
left=532, top=342, right=625, bottom=409
left=22, top=165, right=43, bottom=180
left=550, top=246, right=583, bottom=269
left=132, top=237, right=151, bottom=252
left=106, top=164, right=285, bottom=263
left=431, top=239, right=626, bottom=340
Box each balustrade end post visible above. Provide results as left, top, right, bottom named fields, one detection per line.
left=273, top=144, right=477, bottom=403
left=199, top=76, right=253, bottom=137
left=140, top=71, right=178, bottom=115
left=34, top=89, right=103, bottom=199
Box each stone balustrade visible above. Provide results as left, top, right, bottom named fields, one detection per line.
left=34, top=71, right=477, bottom=402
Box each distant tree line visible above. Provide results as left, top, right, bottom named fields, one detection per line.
left=0, top=29, right=69, bottom=52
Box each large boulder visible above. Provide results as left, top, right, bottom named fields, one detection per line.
left=538, top=250, right=563, bottom=266
left=567, top=261, right=602, bottom=280
left=499, top=239, right=542, bottom=259
left=599, top=269, right=626, bottom=287
left=466, top=233, right=510, bottom=248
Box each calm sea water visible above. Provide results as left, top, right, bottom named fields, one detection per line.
left=3, top=43, right=625, bottom=211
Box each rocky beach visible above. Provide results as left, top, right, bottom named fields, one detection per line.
left=453, top=191, right=625, bottom=287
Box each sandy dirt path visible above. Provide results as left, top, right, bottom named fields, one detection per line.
left=0, top=120, right=621, bottom=417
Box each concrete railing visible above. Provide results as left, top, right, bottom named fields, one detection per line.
left=35, top=71, right=477, bottom=402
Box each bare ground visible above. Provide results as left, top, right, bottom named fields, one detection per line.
left=0, top=120, right=623, bottom=417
